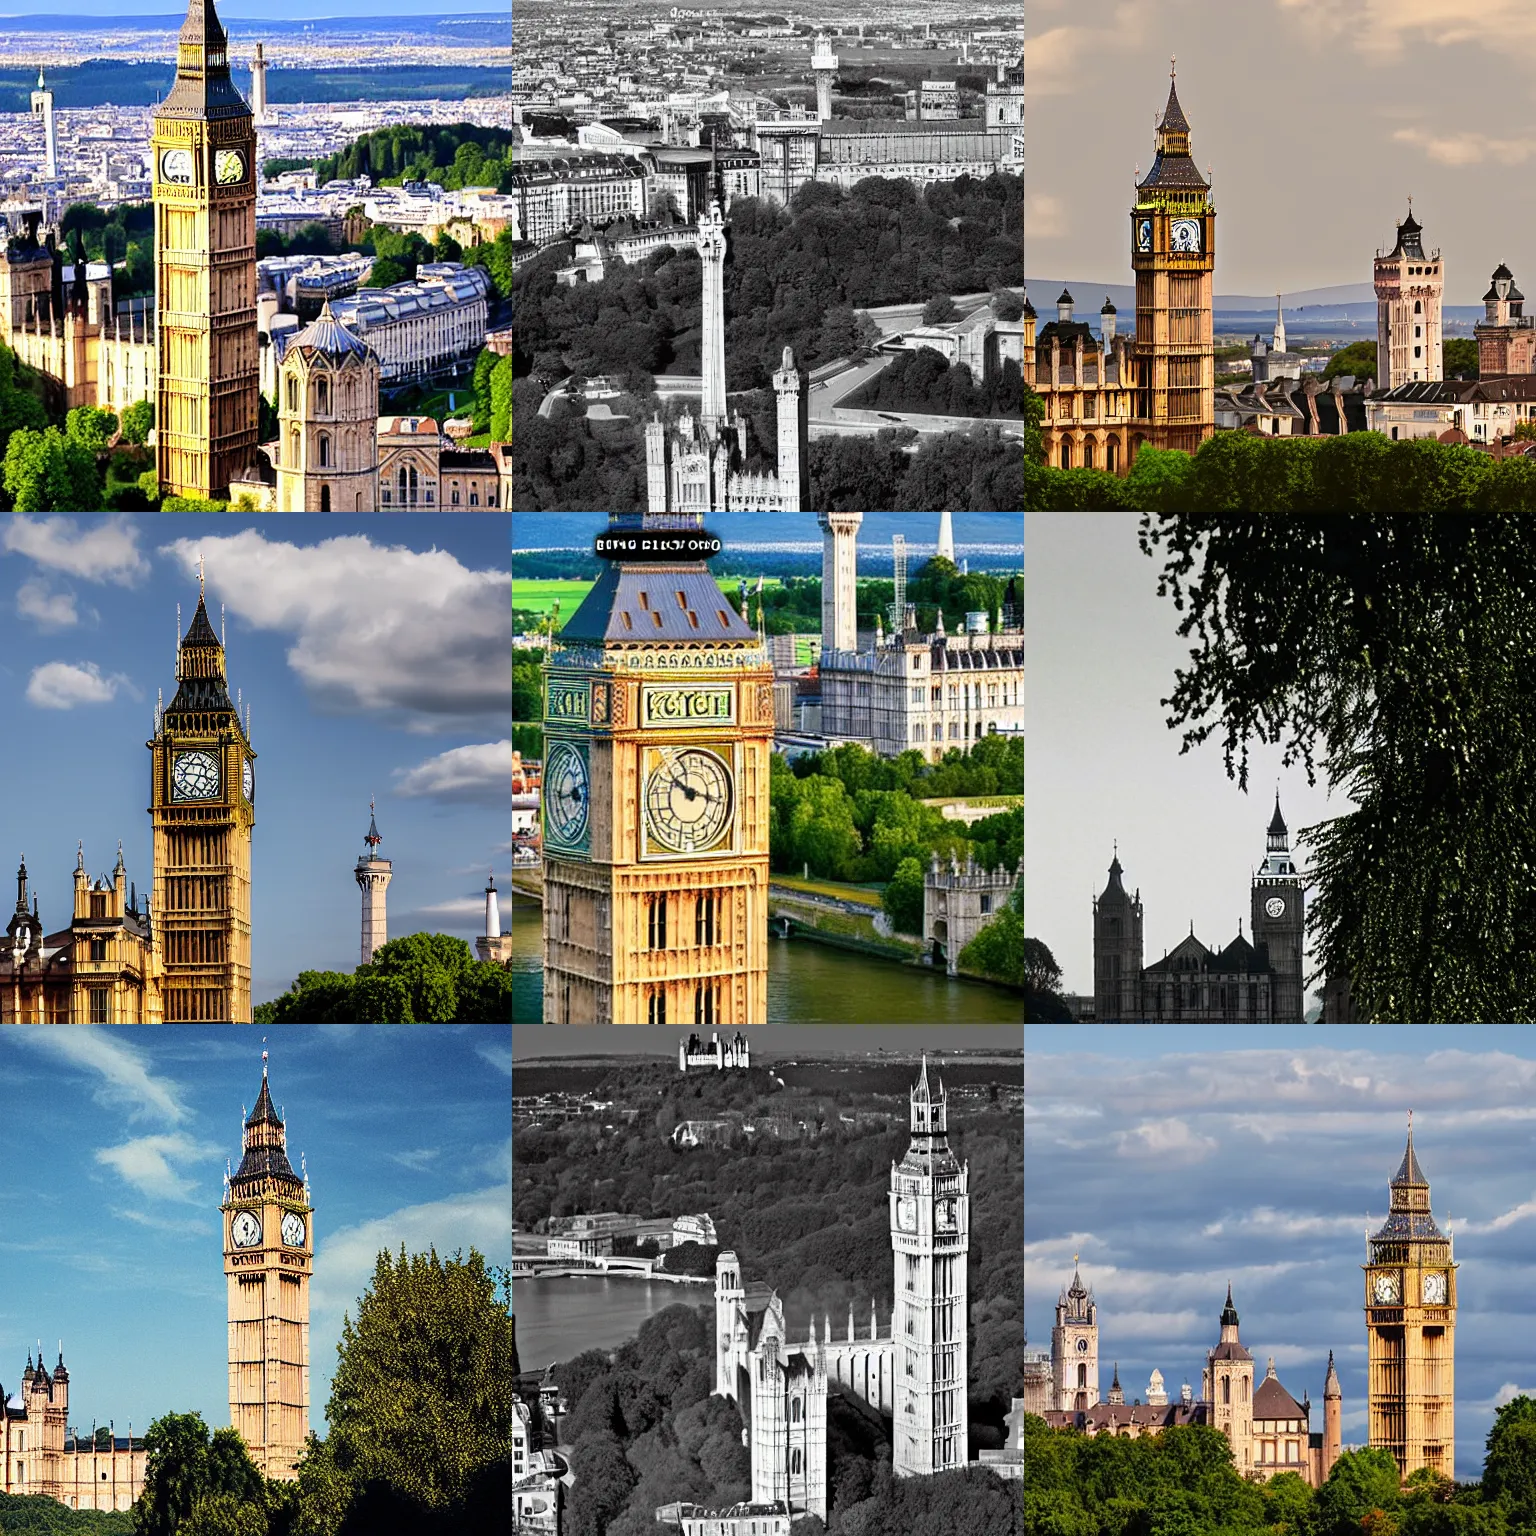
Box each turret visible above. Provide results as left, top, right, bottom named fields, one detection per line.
left=53, top=1343, right=68, bottom=1413
left=1323, top=1349, right=1342, bottom=1476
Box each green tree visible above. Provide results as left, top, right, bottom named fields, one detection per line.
left=133, top=1412, right=252, bottom=1536
left=1443, top=336, right=1479, bottom=380
left=1483, top=1394, right=1536, bottom=1525
left=1316, top=1446, right=1404, bottom=1536
left=957, top=883, right=1022, bottom=986
left=358, top=932, right=474, bottom=1022
left=363, top=256, right=409, bottom=289
left=3, top=425, right=101, bottom=511
left=66, top=404, right=119, bottom=454
left=1322, top=339, right=1378, bottom=383
left=180, top=1491, right=270, bottom=1536
left=488, top=354, right=513, bottom=443
left=882, top=856, right=925, bottom=936
left=470, top=347, right=498, bottom=435
left=120, top=397, right=154, bottom=446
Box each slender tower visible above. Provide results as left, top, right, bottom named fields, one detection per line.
left=1251, top=794, right=1304, bottom=1021
left=697, top=200, right=729, bottom=443
left=30, top=70, right=56, bottom=181
left=811, top=32, right=837, bottom=122
left=354, top=800, right=391, bottom=965
left=477, top=872, right=510, bottom=963
left=250, top=42, right=269, bottom=126
left=817, top=511, right=863, bottom=654
left=1273, top=294, right=1286, bottom=354
left=891, top=1056, right=969, bottom=1476
left=1375, top=206, right=1443, bottom=390
left=772, top=345, right=803, bottom=511
left=1323, top=1350, right=1342, bottom=1480
left=222, top=1053, right=312, bottom=1480
left=937, top=511, right=955, bottom=564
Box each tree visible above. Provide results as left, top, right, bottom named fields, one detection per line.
left=1316, top=1447, right=1403, bottom=1536
left=882, top=856, right=925, bottom=936
left=1322, top=339, right=1377, bottom=383
left=957, top=883, right=1023, bottom=986
left=1483, top=1394, right=1536, bottom=1524
left=1023, top=936, right=1063, bottom=995
left=922, top=294, right=960, bottom=325
left=363, top=256, right=409, bottom=289
left=3, top=424, right=101, bottom=511
left=133, top=1413, right=264, bottom=1536
left=488, top=354, right=513, bottom=442
left=325, top=1246, right=511, bottom=1516
left=992, top=288, right=1025, bottom=321
left=1442, top=336, right=1479, bottom=380
left=120, top=397, right=154, bottom=445
left=66, top=404, right=119, bottom=455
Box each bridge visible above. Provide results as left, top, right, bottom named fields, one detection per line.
left=510, top=1254, right=657, bottom=1276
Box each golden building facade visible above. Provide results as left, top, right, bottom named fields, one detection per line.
left=542, top=519, right=773, bottom=1025
left=222, top=1061, right=312, bottom=1480
left=1365, top=1117, right=1457, bottom=1480
left=152, top=0, right=260, bottom=500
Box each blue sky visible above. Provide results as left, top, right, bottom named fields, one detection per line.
left=1025, top=1026, right=1536, bottom=1480
left=0, top=1024, right=510, bottom=1438
left=0, top=514, right=510, bottom=1006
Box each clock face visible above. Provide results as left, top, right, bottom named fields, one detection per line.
left=1423, top=1271, right=1447, bottom=1304
left=242, top=757, right=254, bottom=803
left=215, top=148, right=246, bottom=185
left=231, top=1210, right=261, bottom=1249
left=282, top=1212, right=306, bottom=1248
left=644, top=746, right=734, bottom=855
left=1170, top=217, right=1202, bottom=254
left=172, top=749, right=221, bottom=801
left=897, top=1196, right=916, bottom=1231
left=1137, top=217, right=1152, bottom=252
left=1265, top=896, right=1286, bottom=919
left=1373, top=1270, right=1401, bottom=1304
left=936, top=1198, right=956, bottom=1231
left=159, top=147, right=194, bottom=185
left=543, top=742, right=589, bottom=848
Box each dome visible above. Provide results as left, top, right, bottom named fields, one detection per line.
left=289, top=299, right=372, bottom=363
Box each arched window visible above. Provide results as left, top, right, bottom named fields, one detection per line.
left=1414, top=299, right=1422, bottom=315
left=1223, top=1377, right=1230, bottom=1404
left=1061, top=440, right=1073, bottom=470
left=1077, top=1364, right=1086, bottom=1388
left=791, top=1398, right=801, bottom=1423
left=318, top=434, right=330, bottom=468
left=1106, top=438, right=1118, bottom=474
left=1084, top=439, right=1095, bottom=469
left=356, top=492, right=363, bottom=510
left=286, top=376, right=297, bottom=413
left=317, top=377, right=329, bottom=414
left=320, top=485, right=330, bottom=512
left=288, top=428, right=300, bottom=467
left=791, top=1450, right=801, bottom=1475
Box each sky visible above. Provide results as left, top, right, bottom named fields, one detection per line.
left=515, top=1024, right=1025, bottom=1059
left=1026, top=0, right=1536, bottom=301
left=0, top=514, right=510, bottom=1007
left=1025, top=513, right=1348, bottom=1001
left=5, top=4, right=508, bottom=15
left=0, top=1023, right=510, bottom=1439
left=1022, top=1024, right=1536, bottom=1480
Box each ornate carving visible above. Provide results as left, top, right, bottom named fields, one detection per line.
left=611, top=683, right=629, bottom=727
left=755, top=683, right=773, bottom=721
left=590, top=684, right=610, bottom=725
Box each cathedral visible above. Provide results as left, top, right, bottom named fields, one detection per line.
left=1025, top=64, right=1216, bottom=473
left=1091, top=796, right=1305, bottom=1023
left=3, top=574, right=255, bottom=1022
left=712, top=1059, right=970, bottom=1521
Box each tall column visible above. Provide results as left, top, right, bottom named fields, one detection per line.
left=697, top=201, right=728, bottom=440
left=773, top=345, right=802, bottom=511
left=937, top=511, right=955, bottom=563
left=817, top=511, right=862, bottom=654
left=251, top=42, right=269, bottom=125
left=812, top=33, right=837, bottom=122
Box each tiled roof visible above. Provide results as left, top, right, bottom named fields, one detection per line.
left=559, top=564, right=760, bottom=643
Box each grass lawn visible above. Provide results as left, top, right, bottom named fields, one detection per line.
left=770, top=874, right=885, bottom=909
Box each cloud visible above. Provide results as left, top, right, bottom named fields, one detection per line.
left=26, top=661, right=133, bottom=710
left=96, top=1133, right=220, bottom=1203
left=9, top=1028, right=187, bottom=1122
left=1026, top=193, right=1067, bottom=242
left=388, top=1149, right=441, bottom=1171
left=405, top=897, right=491, bottom=922
left=477, top=1039, right=512, bottom=1078
left=394, top=740, right=512, bottom=805
left=16, top=578, right=79, bottom=630
left=1114, top=1117, right=1215, bottom=1162
left=1280, top=0, right=1536, bottom=58
left=1, top=515, right=147, bottom=583
left=1391, top=126, right=1536, bottom=166
left=160, top=532, right=510, bottom=733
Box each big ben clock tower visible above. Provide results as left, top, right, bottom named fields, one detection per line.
left=891, top=1057, right=969, bottom=1477
left=1251, top=794, right=1305, bottom=1023
left=1131, top=62, right=1216, bottom=455
left=223, top=1054, right=312, bottom=1480
left=1365, top=1114, right=1457, bottom=1479
left=541, top=513, right=773, bottom=1024
left=153, top=0, right=259, bottom=500
left=150, top=568, right=255, bottom=1021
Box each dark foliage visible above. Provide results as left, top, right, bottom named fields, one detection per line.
left=845, top=347, right=1023, bottom=420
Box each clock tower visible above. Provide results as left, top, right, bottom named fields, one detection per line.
left=1365, top=1114, right=1457, bottom=1480
left=222, top=1055, right=312, bottom=1480
left=1050, top=1259, right=1099, bottom=1412
left=541, top=513, right=773, bottom=1024
left=891, top=1057, right=970, bottom=1477
left=1251, top=794, right=1305, bottom=1023
left=150, top=571, right=255, bottom=1021
left=152, top=0, right=259, bottom=500
left=1131, top=62, right=1216, bottom=456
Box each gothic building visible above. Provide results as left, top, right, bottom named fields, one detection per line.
left=1091, top=796, right=1305, bottom=1023
left=1474, top=263, right=1536, bottom=376
left=713, top=1060, right=970, bottom=1521
left=1375, top=207, right=1444, bottom=391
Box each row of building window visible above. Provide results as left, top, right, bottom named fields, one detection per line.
left=909, top=682, right=1020, bottom=708
left=645, top=983, right=720, bottom=1026
left=647, top=893, right=722, bottom=950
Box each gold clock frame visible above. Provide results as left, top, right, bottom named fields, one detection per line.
left=640, top=740, right=739, bottom=861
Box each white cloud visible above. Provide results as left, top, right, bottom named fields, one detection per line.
left=394, top=740, right=512, bottom=805
left=405, top=897, right=491, bottom=922
left=10, top=1028, right=186, bottom=1122
left=1281, top=0, right=1536, bottom=58
left=26, top=661, right=132, bottom=710
left=477, top=1039, right=512, bottom=1078
left=1392, top=126, right=1535, bottom=166
left=96, top=1133, right=220, bottom=1202
left=16, top=578, right=79, bottom=630
left=160, top=532, right=510, bottom=733
left=1026, top=193, right=1067, bottom=241
left=1114, top=1117, right=1216, bottom=1161
left=1, top=515, right=147, bottom=583
left=388, top=1149, right=441, bottom=1171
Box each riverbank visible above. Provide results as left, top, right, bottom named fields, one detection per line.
left=511, top=1267, right=711, bottom=1285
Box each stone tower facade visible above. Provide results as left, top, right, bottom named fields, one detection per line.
left=812, top=32, right=837, bottom=122
left=222, top=1058, right=312, bottom=1480
left=924, top=851, right=1020, bottom=976
left=984, top=51, right=1024, bottom=129
left=817, top=510, right=862, bottom=655
left=1203, top=1285, right=1255, bottom=1476
left=1251, top=794, right=1304, bottom=1022
left=1131, top=65, right=1216, bottom=454
left=1092, top=853, right=1144, bottom=1022
left=250, top=41, right=268, bottom=125
left=149, top=577, right=255, bottom=1022
left=772, top=345, right=804, bottom=512
left=891, top=1056, right=970, bottom=1477
left=30, top=71, right=56, bottom=181
left=1050, top=1262, right=1098, bottom=1411
left=275, top=299, right=379, bottom=512
left=1375, top=208, right=1442, bottom=391
left=354, top=802, right=391, bottom=964
left=1366, top=1116, right=1457, bottom=1479
left=699, top=201, right=728, bottom=439
left=1324, top=1349, right=1342, bottom=1476
left=152, top=0, right=259, bottom=500
left=541, top=514, right=774, bottom=1024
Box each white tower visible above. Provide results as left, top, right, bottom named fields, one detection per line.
left=984, top=50, right=1024, bottom=129
left=30, top=70, right=56, bottom=181
left=1375, top=205, right=1443, bottom=388
left=772, top=345, right=802, bottom=510
left=645, top=415, right=668, bottom=513
left=353, top=800, right=392, bottom=964
left=1273, top=294, right=1286, bottom=354
left=937, top=511, right=955, bottom=564
left=812, top=32, right=837, bottom=122
left=891, top=1056, right=970, bottom=1477
left=251, top=42, right=270, bottom=127
left=817, top=511, right=863, bottom=654
left=697, top=200, right=729, bottom=441
left=484, top=873, right=501, bottom=940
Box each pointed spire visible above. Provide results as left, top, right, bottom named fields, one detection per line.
left=1220, top=1282, right=1239, bottom=1329
left=364, top=798, right=382, bottom=854
left=1393, top=1108, right=1428, bottom=1185
left=1325, top=1349, right=1341, bottom=1394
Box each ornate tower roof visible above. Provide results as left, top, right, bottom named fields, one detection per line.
left=1137, top=62, right=1210, bottom=196
left=1388, top=207, right=1426, bottom=260
left=1372, top=1112, right=1443, bottom=1241
left=1268, top=793, right=1288, bottom=839
left=1324, top=1349, right=1341, bottom=1397
left=357, top=800, right=385, bottom=864
left=1220, top=1281, right=1239, bottom=1330
left=232, top=1057, right=301, bottom=1191
left=898, top=1054, right=959, bottom=1177
left=288, top=300, right=373, bottom=366
left=157, top=0, right=251, bottom=120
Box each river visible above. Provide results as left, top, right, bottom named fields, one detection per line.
left=513, top=1274, right=709, bottom=1370
left=510, top=899, right=1021, bottom=1023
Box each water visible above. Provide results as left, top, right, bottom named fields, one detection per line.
left=511, top=902, right=1021, bottom=1023
left=513, top=1274, right=709, bottom=1370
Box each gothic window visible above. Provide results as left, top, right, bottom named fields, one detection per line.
left=791, top=1397, right=801, bottom=1422
left=1077, top=1363, right=1086, bottom=1388
left=318, top=434, right=330, bottom=467
left=320, top=485, right=330, bottom=512
left=1223, top=1377, right=1230, bottom=1404
left=89, top=988, right=107, bottom=1023
left=317, top=378, right=329, bottom=414
left=356, top=493, right=363, bottom=510
left=1244, top=1377, right=1249, bottom=1402
left=289, top=428, right=300, bottom=467
left=791, top=1449, right=801, bottom=1474
left=286, top=377, right=297, bottom=413
left=694, top=982, right=716, bottom=1026
left=648, top=894, right=668, bottom=950
left=647, top=987, right=667, bottom=1025
left=1415, top=300, right=1422, bottom=314
left=90, top=938, right=105, bottom=962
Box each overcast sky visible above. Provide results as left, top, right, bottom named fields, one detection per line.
left=1025, top=513, right=1350, bottom=1002
left=1027, top=0, right=1536, bottom=301
left=1024, top=1024, right=1536, bottom=1480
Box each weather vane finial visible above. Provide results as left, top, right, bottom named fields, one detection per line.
left=197, top=551, right=204, bottom=600
left=1170, top=54, right=1176, bottom=80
